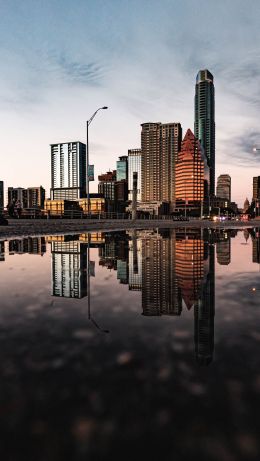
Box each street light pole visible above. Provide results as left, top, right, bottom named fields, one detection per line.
left=86, top=106, right=108, bottom=214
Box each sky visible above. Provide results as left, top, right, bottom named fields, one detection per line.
left=1, top=0, right=260, bottom=207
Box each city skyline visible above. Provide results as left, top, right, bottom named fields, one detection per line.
left=1, top=1, right=260, bottom=206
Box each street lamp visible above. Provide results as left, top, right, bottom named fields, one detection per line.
left=86, top=106, right=108, bottom=213
left=253, top=147, right=260, bottom=217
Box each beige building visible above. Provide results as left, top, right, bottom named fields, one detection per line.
left=141, top=122, right=182, bottom=210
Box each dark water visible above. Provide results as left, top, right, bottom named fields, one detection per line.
left=0, top=228, right=260, bottom=460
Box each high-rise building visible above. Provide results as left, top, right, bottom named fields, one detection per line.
left=141, top=122, right=182, bottom=209
left=116, top=156, right=128, bottom=181
left=98, top=170, right=116, bottom=211
left=8, top=187, right=28, bottom=208
left=0, top=181, right=3, bottom=212
left=216, top=175, right=231, bottom=201
left=50, top=141, right=86, bottom=200
left=128, top=149, right=142, bottom=202
left=253, top=176, right=260, bottom=201
left=175, top=129, right=209, bottom=212
left=195, top=69, right=215, bottom=196
left=27, top=186, right=45, bottom=209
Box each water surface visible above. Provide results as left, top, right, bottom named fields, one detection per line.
left=0, top=228, right=260, bottom=460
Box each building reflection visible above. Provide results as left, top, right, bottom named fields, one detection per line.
left=100, top=229, right=239, bottom=365
left=216, top=232, right=231, bottom=265
left=9, top=237, right=46, bottom=255
left=250, top=228, right=260, bottom=264
left=45, top=229, right=237, bottom=364
left=0, top=241, right=5, bottom=261
left=48, top=235, right=88, bottom=299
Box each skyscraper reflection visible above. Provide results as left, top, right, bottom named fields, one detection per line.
left=9, top=237, right=46, bottom=255
left=49, top=235, right=88, bottom=299
left=0, top=241, right=5, bottom=261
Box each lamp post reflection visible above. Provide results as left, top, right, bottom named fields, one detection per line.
left=87, top=233, right=110, bottom=333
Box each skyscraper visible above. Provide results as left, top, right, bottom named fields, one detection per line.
left=128, top=149, right=142, bottom=202
left=195, top=69, right=215, bottom=196
left=50, top=142, right=86, bottom=200
left=141, top=122, right=182, bottom=209
left=175, top=129, right=209, bottom=213
left=116, top=156, right=128, bottom=181
left=0, top=181, right=3, bottom=212
left=253, top=176, right=260, bottom=201
left=216, top=175, right=231, bottom=201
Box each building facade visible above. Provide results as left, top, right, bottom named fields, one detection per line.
left=0, top=181, right=3, bottom=212
left=195, top=69, right=215, bottom=196
left=8, top=187, right=28, bottom=208
left=128, top=149, right=142, bottom=202
left=27, top=186, right=45, bottom=209
left=253, top=176, right=260, bottom=201
left=175, top=129, right=209, bottom=213
left=216, top=175, right=231, bottom=201
left=50, top=141, right=86, bottom=200
left=141, top=122, right=182, bottom=209
left=116, top=156, right=128, bottom=181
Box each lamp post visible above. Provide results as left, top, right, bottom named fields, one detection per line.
left=253, top=147, right=260, bottom=217
left=86, top=106, right=108, bottom=214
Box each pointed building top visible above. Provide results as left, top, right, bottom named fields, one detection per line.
left=196, top=69, right=214, bottom=84
left=183, top=128, right=195, bottom=141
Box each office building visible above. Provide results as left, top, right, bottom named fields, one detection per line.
left=216, top=175, right=231, bottom=201
left=141, top=122, right=182, bottom=210
left=253, top=176, right=260, bottom=201
left=44, top=194, right=105, bottom=216
left=8, top=187, right=28, bottom=208
left=128, top=149, right=142, bottom=202
left=175, top=129, right=209, bottom=213
left=50, top=141, right=86, bottom=200
left=195, top=69, right=215, bottom=196
left=0, top=181, right=3, bottom=212
left=27, top=186, right=45, bottom=209
left=116, top=156, right=128, bottom=181
left=98, top=171, right=116, bottom=201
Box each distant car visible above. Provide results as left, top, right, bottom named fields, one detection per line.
left=0, top=215, right=8, bottom=225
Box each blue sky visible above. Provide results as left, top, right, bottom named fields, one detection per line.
left=1, top=0, right=260, bottom=205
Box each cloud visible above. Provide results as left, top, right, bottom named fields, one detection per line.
left=46, top=52, right=108, bottom=86
left=221, top=130, right=260, bottom=166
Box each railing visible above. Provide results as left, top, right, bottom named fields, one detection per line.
left=3, top=208, right=190, bottom=221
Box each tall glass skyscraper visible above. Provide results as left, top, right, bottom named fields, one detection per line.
left=50, top=141, right=86, bottom=200
left=0, top=181, right=3, bottom=212
left=128, top=149, right=142, bottom=202
left=116, top=156, right=128, bottom=181
left=195, top=70, right=215, bottom=196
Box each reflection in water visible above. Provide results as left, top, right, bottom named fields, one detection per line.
left=48, top=235, right=88, bottom=299
left=0, top=240, right=4, bottom=261
left=9, top=237, right=46, bottom=255
left=2, top=228, right=260, bottom=460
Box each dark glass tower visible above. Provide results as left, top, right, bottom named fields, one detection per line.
left=195, top=70, right=215, bottom=196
